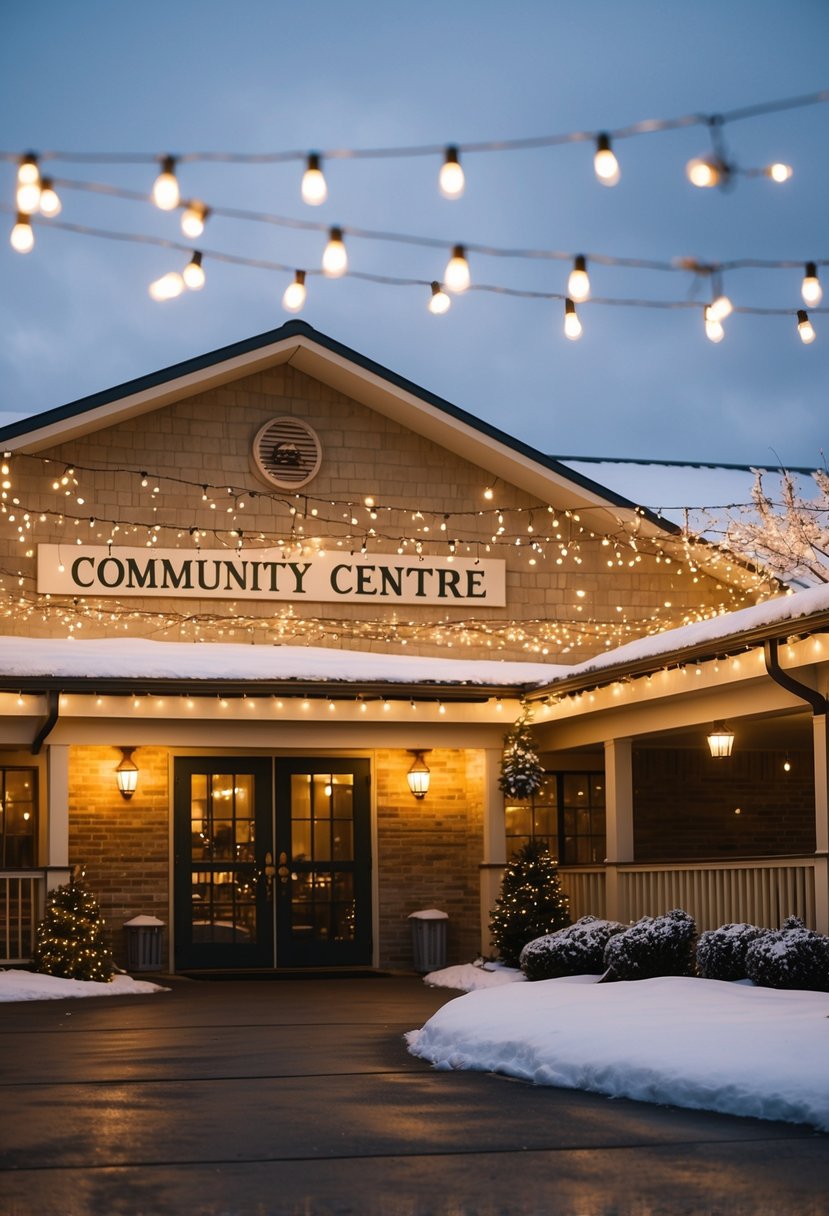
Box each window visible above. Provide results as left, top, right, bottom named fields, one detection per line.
left=0, top=768, right=38, bottom=867
left=505, top=772, right=605, bottom=865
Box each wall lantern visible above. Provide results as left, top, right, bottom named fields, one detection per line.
left=707, top=722, right=735, bottom=759
left=406, top=750, right=432, bottom=799
left=116, top=747, right=139, bottom=799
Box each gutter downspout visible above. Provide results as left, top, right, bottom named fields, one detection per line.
left=32, top=689, right=59, bottom=755
left=763, top=637, right=828, bottom=716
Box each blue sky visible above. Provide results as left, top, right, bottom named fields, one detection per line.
left=1, top=0, right=827, bottom=475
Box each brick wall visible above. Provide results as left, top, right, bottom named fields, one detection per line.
left=633, top=748, right=815, bottom=860
left=375, top=748, right=484, bottom=968
left=68, top=745, right=169, bottom=965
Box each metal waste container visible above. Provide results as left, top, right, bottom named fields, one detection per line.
left=408, top=908, right=448, bottom=972
left=124, top=914, right=165, bottom=972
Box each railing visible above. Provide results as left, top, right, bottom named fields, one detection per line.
left=558, top=857, right=817, bottom=931
left=0, top=871, right=46, bottom=964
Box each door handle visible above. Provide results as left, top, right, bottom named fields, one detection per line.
left=277, top=850, right=290, bottom=885
left=260, top=850, right=277, bottom=898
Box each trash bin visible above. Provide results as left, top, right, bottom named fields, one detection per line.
left=408, top=908, right=448, bottom=973
left=123, top=915, right=165, bottom=972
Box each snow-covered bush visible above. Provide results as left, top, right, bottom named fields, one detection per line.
left=603, top=908, right=696, bottom=981
left=745, top=916, right=829, bottom=992
left=520, top=915, right=625, bottom=981
left=696, top=922, right=767, bottom=981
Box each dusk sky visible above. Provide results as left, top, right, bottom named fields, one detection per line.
left=2, top=1, right=827, bottom=482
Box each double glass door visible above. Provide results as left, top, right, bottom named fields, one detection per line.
left=174, top=757, right=371, bottom=970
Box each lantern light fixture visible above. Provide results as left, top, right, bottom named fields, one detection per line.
left=707, top=722, right=735, bottom=759
left=116, top=747, right=139, bottom=799
left=406, top=749, right=432, bottom=799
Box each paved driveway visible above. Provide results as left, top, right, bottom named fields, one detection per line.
left=1, top=975, right=827, bottom=1215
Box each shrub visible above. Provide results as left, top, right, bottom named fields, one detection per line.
left=745, top=916, right=829, bottom=992
left=603, top=908, right=696, bottom=981
left=520, top=915, right=625, bottom=981
left=488, top=839, right=570, bottom=966
left=696, top=922, right=767, bottom=981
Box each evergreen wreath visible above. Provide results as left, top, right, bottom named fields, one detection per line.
left=499, top=703, right=545, bottom=798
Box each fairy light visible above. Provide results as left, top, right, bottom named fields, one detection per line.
left=181, top=201, right=209, bottom=238
left=152, top=156, right=180, bottom=210
left=594, top=133, right=620, bottom=186
left=767, top=162, right=792, bottom=182
left=10, top=212, right=34, bottom=253
left=38, top=178, right=62, bottom=217
left=182, top=251, right=205, bottom=290
left=282, top=270, right=307, bottom=313
left=564, top=297, right=582, bottom=340
left=444, top=244, right=470, bottom=293
left=708, top=293, right=733, bottom=322
left=301, top=153, right=328, bottom=205
left=801, top=262, right=823, bottom=307
left=704, top=305, right=725, bottom=343
left=16, top=154, right=41, bottom=214
left=322, top=226, right=347, bottom=277
left=148, top=271, right=184, bottom=301
left=797, top=309, right=816, bottom=344
left=428, top=281, right=451, bottom=314
left=567, top=255, right=590, bottom=302
left=439, top=146, right=465, bottom=199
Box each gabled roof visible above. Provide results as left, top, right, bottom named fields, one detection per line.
left=0, top=319, right=677, bottom=536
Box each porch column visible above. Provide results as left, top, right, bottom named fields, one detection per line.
left=479, top=748, right=506, bottom=955
left=813, top=716, right=829, bottom=934
left=45, top=744, right=71, bottom=893
left=604, top=738, right=634, bottom=924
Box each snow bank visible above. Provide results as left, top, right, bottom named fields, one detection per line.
left=424, top=961, right=525, bottom=991
left=408, top=974, right=829, bottom=1132
left=0, top=969, right=168, bottom=1001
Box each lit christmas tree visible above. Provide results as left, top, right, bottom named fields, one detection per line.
left=489, top=839, right=570, bottom=966
left=32, top=874, right=113, bottom=982
left=499, top=704, right=545, bottom=799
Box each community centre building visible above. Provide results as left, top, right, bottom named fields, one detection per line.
left=0, top=320, right=827, bottom=972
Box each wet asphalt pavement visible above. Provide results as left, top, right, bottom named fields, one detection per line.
left=0, top=974, right=827, bottom=1215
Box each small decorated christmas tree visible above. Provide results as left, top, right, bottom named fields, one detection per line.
left=489, top=839, right=570, bottom=966
left=499, top=704, right=545, bottom=799
left=32, top=873, right=113, bottom=982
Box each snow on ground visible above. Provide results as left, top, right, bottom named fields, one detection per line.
left=0, top=969, right=168, bottom=1001
left=408, top=974, right=829, bottom=1133
left=424, top=960, right=525, bottom=991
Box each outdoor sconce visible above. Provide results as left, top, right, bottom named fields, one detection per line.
left=707, top=722, right=735, bottom=759
left=116, top=747, right=139, bottom=799
left=406, top=750, right=432, bottom=800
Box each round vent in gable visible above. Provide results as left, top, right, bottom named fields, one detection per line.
left=250, top=417, right=322, bottom=490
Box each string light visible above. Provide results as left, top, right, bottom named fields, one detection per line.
left=567, top=255, right=590, bottom=303
left=16, top=154, right=41, bottom=214
left=182, top=251, right=205, bottom=290
left=301, top=153, right=327, bottom=206
left=686, top=156, right=728, bottom=189
left=148, top=270, right=184, bottom=301
left=322, top=226, right=347, bottom=277
left=563, top=297, right=582, bottom=340
left=797, top=309, right=816, bottom=344
left=767, top=162, right=793, bottom=182
left=593, top=134, right=620, bottom=186
left=708, top=293, right=733, bottom=322
left=152, top=156, right=180, bottom=211
left=439, top=146, right=465, bottom=199
left=801, top=262, right=823, bottom=307
left=38, top=178, right=62, bottom=217
left=444, top=244, right=470, bottom=293
left=428, top=281, right=451, bottom=314
left=9, top=212, right=34, bottom=253
left=704, top=305, right=725, bottom=343
left=181, top=201, right=209, bottom=238
left=282, top=269, right=307, bottom=313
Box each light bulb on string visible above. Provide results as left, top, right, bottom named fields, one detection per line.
left=181, top=201, right=209, bottom=238
left=686, top=156, right=727, bottom=188
left=439, top=146, right=465, bottom=199
left=10, top=213, right=34, bottom=253
left=767, top=162, right=793, bottom=183
left=282, top=270, right=307, bottom=312
left=802, top=263, right=823, bottom=306
left=428, top=281, right=451, bottom=314
left=797, top=309, right=816, bottom=344
left=567, top=255, right=590, bottom=302
left=301, top=153, right=328, bottom=205
left=704, top=305, right=725, bottom=343
left=148, top=271, right=185, bottom=301
left=152, top=156, right=180, bottom=211
left=708, top=293, right=733, bottom=322
left=593, top=133, right=620, bottom=186
left=183, top=251, right=205, bottom=290
left=322, top=226, right=347, bottom=277
left=16, top=154, right=41, bottom=214
left=564, top=298, right=582, bottom=340
left=38, top=178, right=61, bottom=217
left=444, top=245, right=470, bottom=293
